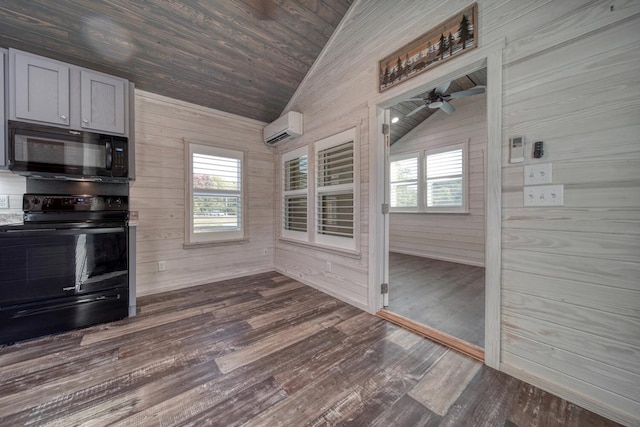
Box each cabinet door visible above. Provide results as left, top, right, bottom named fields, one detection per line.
left=80, top=70, right=125, bottom=134
left=14, top=53, right=70, bottom=126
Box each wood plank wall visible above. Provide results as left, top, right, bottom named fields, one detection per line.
left=273, top=104, right=370, bottom=311
left=389, top=94, right=486, bottom=266
left=499, top=8, right=640, bottom=424
left=280, top=0, right=640, bottom=424
left=131, top=90, right=275, bottom=296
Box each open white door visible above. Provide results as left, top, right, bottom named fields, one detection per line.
left=381, top=109, right=391, bottom=308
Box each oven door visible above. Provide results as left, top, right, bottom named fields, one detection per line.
left=0, top=225, right=128, bottom=306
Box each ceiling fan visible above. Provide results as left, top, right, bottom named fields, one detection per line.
left=406, top=82, right=486, bottom=116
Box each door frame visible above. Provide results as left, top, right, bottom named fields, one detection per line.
left=369, top=38, right=505, bottom=368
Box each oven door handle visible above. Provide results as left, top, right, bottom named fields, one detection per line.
left=11, top=294, right=123, bottom=318
left=2, top=228, right=57, bottom=233
left=56, top=226, right=126, bottom=235
left=1, top=226, right=126, bottom=236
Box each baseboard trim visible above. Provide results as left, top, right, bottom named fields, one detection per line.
left=377, top=309, right=485, bottom=362
left=500, top=362, right=636, bottom=426
left=274, top=266, right=369, bottom=312
left=388, top=249, right=485, bottom=268
left=136, top=267, right=275, bottom=297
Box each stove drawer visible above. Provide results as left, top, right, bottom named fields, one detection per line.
left=0, top=288, right=128, bottom=345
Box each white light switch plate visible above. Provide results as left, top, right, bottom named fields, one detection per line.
left=524, top=163, right=552, bottom=185
left=524, top=185, right=564, bottom=207
left=0, top=195, right=9, bottom=209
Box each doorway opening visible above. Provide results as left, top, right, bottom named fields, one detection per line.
left=380, top=68, right=487, bottom=360
left=371, top=41, right=504, bottom=367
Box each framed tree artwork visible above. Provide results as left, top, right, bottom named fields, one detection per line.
left=378, top=3, right=478, bottom=92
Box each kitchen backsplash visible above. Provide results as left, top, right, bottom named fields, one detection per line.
left=0, top=212, right=23, bottom=225
left=0, top=171, right=26, bottom=224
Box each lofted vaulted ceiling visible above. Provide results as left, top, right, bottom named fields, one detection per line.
left=0, top=0, right=353, bottom=123
left=390, top=68, right=487, bottom=145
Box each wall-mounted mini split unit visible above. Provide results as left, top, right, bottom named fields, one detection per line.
left=263, top=111, right=303, bottom=146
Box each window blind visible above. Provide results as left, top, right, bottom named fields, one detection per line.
left=317, top=141, right=354, bottom=238
left=283, top=154, right=308, bottom=232
left=318, top=142, right=354, bottom=187
left=425, top=148, right=463, bottom=207
left=192, top=152, right=242, bottom=234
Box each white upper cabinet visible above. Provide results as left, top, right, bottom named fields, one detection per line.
left=9, top=49, right=129, bottom=136
left=80, top=70, right=125, bottom=134
left=13, top=53, right=70, bottom=126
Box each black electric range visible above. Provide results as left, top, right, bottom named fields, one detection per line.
left=0, top=194, right=130, bottom=345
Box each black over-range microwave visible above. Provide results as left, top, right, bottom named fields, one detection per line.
left=7, top=120, right=129, bottom=182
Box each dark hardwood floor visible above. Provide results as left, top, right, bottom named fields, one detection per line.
left=389, top=252, right=485, bottom=347
left=0, top=272, right=619, bottom=426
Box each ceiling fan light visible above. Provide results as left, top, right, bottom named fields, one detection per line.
left=429, top=101, right=443, bottom=109
left=391, top=116, right=399, bottom=123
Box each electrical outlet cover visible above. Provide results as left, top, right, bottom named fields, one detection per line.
left=0, top=195, right=9, bottom=209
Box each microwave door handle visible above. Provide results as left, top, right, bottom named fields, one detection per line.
left=105, top=141, right=113, bottom=171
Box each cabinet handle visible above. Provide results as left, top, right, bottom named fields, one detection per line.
left=82, top=119, right=89, bottom=123
left=60, top=115, right=67, bottom=120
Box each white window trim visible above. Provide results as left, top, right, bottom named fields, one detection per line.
left=282, top=145, right=309, bottom=242
left=186, top=142, right=245, bottom=244
left=314, top=127, right=358, bottom=251
left=390, top=140, right=469, bottom=214
left=389, top=151, right=421, bottom=213
left=424, top=141, right=468, bottom=214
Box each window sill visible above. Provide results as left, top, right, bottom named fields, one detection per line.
left=390, top=210, right=470, bottom=215
left=278, top=237, right=361, bottom=259
left=183, top=237, right=249, bottom=249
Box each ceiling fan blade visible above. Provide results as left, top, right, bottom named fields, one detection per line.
left=406, top=104, right=427, bottom=117
left=440, top=101, right=455, bottom=114
left=448, top=86, right=486, bottom=99
left=434, top=81, right=451, bottom=94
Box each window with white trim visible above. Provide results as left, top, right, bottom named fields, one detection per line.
left=390, top=141, right=468, bottom=213
left=425, top=142, right=467, bottom=212
left=315, top=128, right=356, bottom=250
left=187, top=143, right=244, bottom=243
left=282, top=146, right=308, bottom=241
left=390, top=153, right=419, bottom=211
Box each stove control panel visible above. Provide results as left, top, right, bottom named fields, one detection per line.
left=23, top=195, right=128, bottom=212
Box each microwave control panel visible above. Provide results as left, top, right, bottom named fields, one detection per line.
left=109, top=138, right=128, bottom=177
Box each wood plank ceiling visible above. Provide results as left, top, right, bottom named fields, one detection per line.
left=0, top=0, right=353, bottom=123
